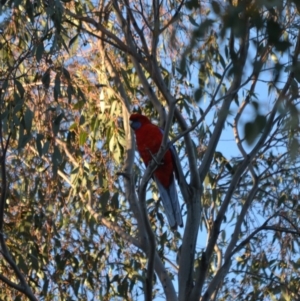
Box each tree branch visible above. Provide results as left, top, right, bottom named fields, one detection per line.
left=151, top=0, right=160, bottom=56
left=0, top=131, right=37, bottom=300
left=231, top=211, right=281, bottom=255
left=100, top=45, right=147, bottom=236
left=201, top=210, right=280, bottom=301
left=113, top=0, right=166, bottom=124
left=159, top=0, right=184, bottom=34
left=192, top=20, right=250, bottom=301
left=123, top=0, right=150, bottom=57
left=137, top=107, right=179, bottom=301
left=65, top=9, right=145, bottom=63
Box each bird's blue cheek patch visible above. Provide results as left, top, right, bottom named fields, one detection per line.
left=130, top=121, right=142, bottom=130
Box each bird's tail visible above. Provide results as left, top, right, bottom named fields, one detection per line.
left=154, top=176, right=183, bottom=229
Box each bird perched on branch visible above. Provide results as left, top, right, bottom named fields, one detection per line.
left=129, top=113, right=183, bottom=229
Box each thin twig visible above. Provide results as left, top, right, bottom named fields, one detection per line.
left=159, top=0, right=184, bottom=34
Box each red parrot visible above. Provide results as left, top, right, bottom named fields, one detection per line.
left=129, top=113, right=183, bottom=229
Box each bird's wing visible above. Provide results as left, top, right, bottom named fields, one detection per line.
left=158, top=128, right=180, bottom=179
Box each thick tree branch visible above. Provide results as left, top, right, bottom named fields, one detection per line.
left=201, top=179, right=260, bottom=301
left=199, top=29, right=300, bottom=300
left=202, top=210, right=280, bottom=301
left=192, top=21, right=250, bottom=301
left=58, top=150, right=178, bottom=300
left=198, top=28, right=249, bottom=180
left=137, top=108, right=178, bottom=301
left=139, top=33, right=202, bottom=300
left=138, top=165, right=156, bottom=301
left=138, top=24, right=202, bottom=301
left=0, top=272, right=24, bottom=291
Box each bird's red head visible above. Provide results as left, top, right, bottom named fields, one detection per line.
left=129, top=113, right=151, bottom=130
